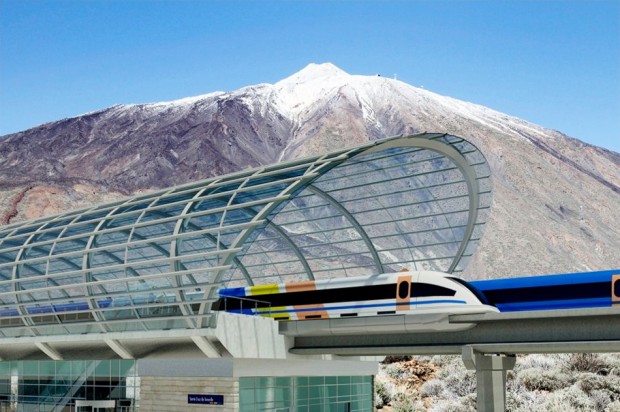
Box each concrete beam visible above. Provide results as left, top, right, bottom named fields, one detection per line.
left=288, top=307, right=620, bottom=356
left=462, top=346, right=516, bottom=412
left=104, top=338, right=134, bottom=359
left=0, top=313, right=293, bottom=361
left=191, top=336, right=221, bottom=358
left=213, top=312, right=291, bottom=359
left=34, top=342, right=63, bottom=361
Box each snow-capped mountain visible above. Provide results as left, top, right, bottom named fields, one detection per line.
left=1, top=63, right=618, bottom=278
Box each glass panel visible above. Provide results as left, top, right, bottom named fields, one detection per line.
left=47, top=255, right=82, bottom=274
left=0, top=238, right=28, bottom=253
left=153, top=191, right=198, bottom=207
left=90, top=247, right=126, bottom=269
left=126, top=242, right=169, bottom=264
left=74, top=209, right=110, bottom=223
left=93, top=230, right=130, bottom=249
left=52, top=239, right=87, bottom=255
left=0, top=360, right=139, bottom=409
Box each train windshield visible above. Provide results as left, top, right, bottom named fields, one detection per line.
left=447, top=277, right=492, bottom=306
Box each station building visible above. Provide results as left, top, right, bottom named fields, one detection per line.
left=0, top=133, right=491, bottom=411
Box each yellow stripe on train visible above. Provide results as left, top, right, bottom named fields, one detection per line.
left=248, top=284, right=281, bottom=296
left=257, top=306, right=289, bottom=319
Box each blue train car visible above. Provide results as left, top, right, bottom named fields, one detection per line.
left=470, top=269, right=620, bottom=312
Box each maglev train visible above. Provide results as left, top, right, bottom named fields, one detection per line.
left=470, top=269, right=620, bottom=312
left=212, top=270, right=499, bottom=320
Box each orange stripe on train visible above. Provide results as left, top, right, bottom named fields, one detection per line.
left=285, top=280, right=329, bottom=319
left=396, top=274, right=412, bottom=311
left=285, top=280, right=317, bottom=293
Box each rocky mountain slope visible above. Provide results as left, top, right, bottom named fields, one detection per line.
left=1, top=63, right=618, bottom=278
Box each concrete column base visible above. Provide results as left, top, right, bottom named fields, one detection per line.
left=462, top=346, right=516, bottom=412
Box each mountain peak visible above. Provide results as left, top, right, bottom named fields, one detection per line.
left=278, top=63, right=349, bottom=86
left=299, top=62, right=348, bottom=76
left=271, top=63, right=353, bottom=118
left=1, top=59, right=618, bottom=282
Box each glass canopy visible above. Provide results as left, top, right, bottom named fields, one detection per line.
left=0, top=133, right=492, bottom=337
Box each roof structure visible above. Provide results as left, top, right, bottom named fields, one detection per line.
left=0, top=133, right=492, bottom=340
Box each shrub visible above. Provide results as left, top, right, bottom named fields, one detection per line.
left=517, top=368, right=571, bottom=391
left=374, top=392, right=385, bottom=409
left=590, top=389, right=613, bottom=412
left=433, top=356, right=476, bottom=399
left=600, top=354, right=620, bottom=376
left=375, top=378, right=396, bottom=406
left=385, top=362, right=408, bottom=380
left=577, top=372, right=620, bottom=397
left=564, top=353, right=609, bottom=375
left=530, top=385, right=595, bottom=411
left=441, top=369, right=476, bottom=398
left=420, top=379, right=447, bottom=398
left=515, top=354, right=562, bottom=372
left=429, top=355, right=457, bottom=368
left=383, top=355, right=413, bottom=363
left=391, top=392, right=425, bottom=412
left=429, top=395, right=476, bottom=412
left=557, top=386, right=597, bottom=410
left=505, top=381, right=537, bottom=411
left=605, top=400, right=620, bottom=411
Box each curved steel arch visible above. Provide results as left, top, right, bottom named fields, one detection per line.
left=12, top=209, right=98, bottom=335
left=198, top=150, right=354, bottom=325
left=83, top=198, right=137, bottom=332
left=359, top=134, right=482, bottom=273
left=305, top=185, right=384, bottom=275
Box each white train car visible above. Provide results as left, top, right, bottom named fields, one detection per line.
left=213, top=270, right=498, bottom=322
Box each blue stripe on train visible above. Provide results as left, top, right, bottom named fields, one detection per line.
left=218, top=287, right=248, bottom=298
left=470, top=269, right=617, bottom=290
left=494, top=297, right=612, bottom=312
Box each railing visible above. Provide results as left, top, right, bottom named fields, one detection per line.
left=218, top=295, right=273, bottom=317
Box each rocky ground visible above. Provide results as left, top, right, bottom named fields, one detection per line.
left=375, top=354, right=620, bottom=412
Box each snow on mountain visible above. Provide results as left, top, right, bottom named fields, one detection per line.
left=0, top=62, right=618, bottom=278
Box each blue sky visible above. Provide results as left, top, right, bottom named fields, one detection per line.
left=1, top=0, right=619, bottom=152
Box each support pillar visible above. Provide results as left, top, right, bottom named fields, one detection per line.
left=462, top=346, right=516, bottom=412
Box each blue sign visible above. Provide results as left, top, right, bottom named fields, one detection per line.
left=188, top=394, right=224, bottom=405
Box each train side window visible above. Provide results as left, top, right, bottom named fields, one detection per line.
left=398, top=281, right=410, bottom=299
left=614, top=279, right=619, bottom=299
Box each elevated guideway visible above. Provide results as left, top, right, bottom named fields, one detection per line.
left=282, top=307, right=620, bottom=355
left=281, top=305, right=620, bottom=412
left=282, top=269, right=620, bottom=355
